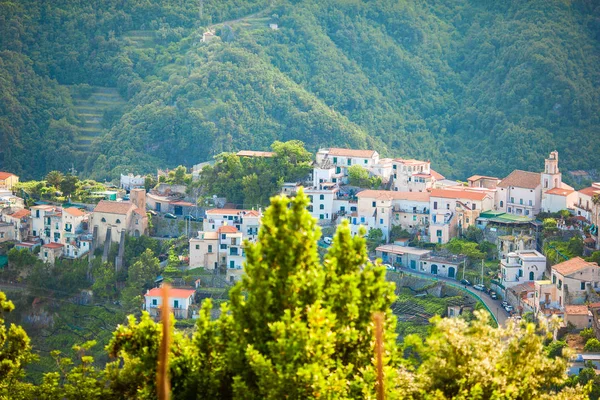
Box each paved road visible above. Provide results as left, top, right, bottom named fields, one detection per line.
left=390, top=268, right=509, bottom=326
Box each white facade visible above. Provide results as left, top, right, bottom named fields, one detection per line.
left=144, top=287, right=196, bottom=319
left=305, top=185, right=338, bottom=223
left=500, top=250, right=546, bottom=289
left=204, top=209, right=262, bottom=242
left=541, top=188, right=578, bottom=213
left=391, top=159, right=439, bottom=192
left=120, top=174, right=145, bottom=190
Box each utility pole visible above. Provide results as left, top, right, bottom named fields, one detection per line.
left=481, top=259, right=484, bottom=285
left=462, top=259, right=466, bottom=280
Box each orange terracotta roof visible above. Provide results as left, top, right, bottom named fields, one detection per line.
left=206, top=208, right=243, bottom=215
left=201, top=232, right=219, bottom=240
left=430, top=188, right=488, bottom=201
left=169, top=200, right=195, bottom=206
left=133, top=208, right=146, bottom=217
left=93, top=200, right=134, bottom=215
left=357, top=189, right=430, bottom=202
left=244, top=210, right=261, bottom=217
left=553, top=257, right=598, bottom=276
left=217, top=225, right=238, bottom=233
left=545, top=187, right=575, bottom=196
left=42, top=242, right=64, bottom=249
left=498, top=170, right=541, bottom=189
left=393, top=158, right=428, bottom=165
left=328, top=148, right=377, bottom=158
left=145, top=287, right=196, bottom=298
left=0, top=172, right=17, bottom=180
left=430, top=169, right=445, bottom=180
left=63, top=207, right=86, bottom=217
left=236, top=150, right=275, bottom=158
left=579, top=186, right=600, bottom=197
left=565, top=305, right=589, bottom=315
left=10, top=209, right=30, bottom=219
left=468, top=175, right=498, bottom=181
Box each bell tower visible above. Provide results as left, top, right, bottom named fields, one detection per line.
left=541, top=151, right=561, bottom=191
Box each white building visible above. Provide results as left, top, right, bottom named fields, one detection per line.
left=574, top=183, right=600, bottom=222
left=499, top=250, right=546, bottom=289
left=315, top=148, right=380, bottom=184
left=429, top=188, right=493, bottom=244
left=305, top=183, right=338, bottom=223
left=353, top=190, right=430, bottom=240
left=189, top=225, right=246, bottom=283
left=204, top=209, right=262, bottom=242
left=144, top=287, right=196, bottom=320
left=120, top=174, right=145, bottom=191
left=391, top=159, right=444, bottom=192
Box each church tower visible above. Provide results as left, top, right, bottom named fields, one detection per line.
left=541, top=151, right=561, bottom=191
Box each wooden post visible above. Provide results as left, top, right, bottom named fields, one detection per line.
left=157, top=284, right=171, bottom=400
left=373, top=312, right=385, bottom=400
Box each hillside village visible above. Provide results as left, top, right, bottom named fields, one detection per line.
left=2, top=146, right=600, bottom=371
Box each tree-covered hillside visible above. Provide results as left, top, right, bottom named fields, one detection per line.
left=1, top=0, right=599, bottom=180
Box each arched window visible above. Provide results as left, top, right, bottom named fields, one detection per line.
left=101, top=217, right=106, bottom=222
left=116, top=219, right=121, bottom=224
left=529, top=271, right=535, bottom=281
left=500, top=201, right=503, bottom=207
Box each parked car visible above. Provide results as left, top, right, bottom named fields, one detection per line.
left=460, top=279, right=472, bottom=286
left=504, top=305, right=514, bottom=312
left=164, top=213, right=177, bottom=219
left=501, top=301, right=509, bottom=307
left=473, top=284, right=485, bottom=291
left=323, top=236, right=333, bottom=245
left=147, top=210, right=158, bottom=216
left=383, top=263, right=395, bottom=271
left=183, top=215, right=197, bottom=221
left=490, top=292, right=498, bottom=300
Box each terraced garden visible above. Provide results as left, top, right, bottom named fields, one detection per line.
left=67, top=86, right=127, bottom=151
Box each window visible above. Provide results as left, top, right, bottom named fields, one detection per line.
left=230, top=247, right=238, bottom=256
left=433, top=201, right=438, bottom=210
left=472, top=204, right=476, bottom=210
left=101, top=217, right=106, bottom=222
left=393, top=164, right=397, bottom=170
left=379, top=219, right=383, bottom=224
left=519, top=269, right=523, bottom=277
left=558, top=279, right=562, bottom=289
left=361, top=217, right=365, bottom=223
left=36, top=210, right=40, bottom=218
left=319, top=194, right=324, bottom=200
left=220, top=244, right=227, bottom=249
left=230, top=260, right=235, bottom=269
left=174, top=300, right=179, bottom=309
left=525, top=210, right=530, bottom=216
left=466, top=217, right=469, bottom=223
left=350, top=206, right=357, bottom=212
left=372, top=201, right=376, bottom=207
left=333, top=157, right=337, bottom=164
left=116, top=219, right=121, bottom=224
left=208, top=245, right=212, bottom=253
left=340, top=206, right=345, bottom=212
left=413, top=215, right=417, bottom=221
left=446, top=204, right=450, bottom=210
left=336, top=167, right=341, bottom=174
left=500, top=201, right=504, bottom=207
left=508, top=207, right=512, bottom=212
left=528, top=200, right=532, bottom=206
left=319, top=204, right=324, bottom=210
left=510, top=197, right=514, bottom=203
left=581, top=282, right=586, bottom=290
left=552, top=275, right=556, bottom=284
left=519, top=198, right=523, bottom=205
left=195, top=245, right=199, bottom=250
left=436, top=230, right=442, bottom=237
left=364, top=159, right=367, bottom=164
left=347, top=159, right=351, bottom=166
left=152, top=299, right=157, bottom=306
left=0, top=233, right=3, bottom=239
left=221, top=234, right=226, bottom=240
left=319, top=214, right=324, bottom=220
left=308, top=195, right=313, bottom=202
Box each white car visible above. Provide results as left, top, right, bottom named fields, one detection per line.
left=323, top=237, right=333, bottom=245
left=383, top=264, right=395, bottom=271
left=473, top=284, right=485, bottom=291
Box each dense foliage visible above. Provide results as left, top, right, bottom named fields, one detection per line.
left=0, top=191, right=589, bottom=398
left=2, top=0, right=600, bottom=180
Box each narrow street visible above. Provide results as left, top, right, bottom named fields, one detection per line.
left=391, top=268, right=509, bottom=326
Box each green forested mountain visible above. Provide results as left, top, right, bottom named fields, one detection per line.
left=1, top=0, right=599, bottom=180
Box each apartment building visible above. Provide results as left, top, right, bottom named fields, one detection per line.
left=204, top=208, right=262, bottom=242
left=391, top=159, right=444, bottom=192
left=189, top=225, right=246, bottom=282
left=499, top=250, right=546, bottom=289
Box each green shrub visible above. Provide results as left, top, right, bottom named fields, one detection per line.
left=584, top=338, right=600, bottom=352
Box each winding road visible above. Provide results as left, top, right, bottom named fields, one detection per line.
left=389, top=268, right=509, bottom=326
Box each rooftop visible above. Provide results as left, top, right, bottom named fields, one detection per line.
left=217, top=225, right=238, bottom=234
left=236, top=150, right=275, bottom=158
left=145, top=287, right=196, bottom=298
left=498, top=170, right=541, bottom=189
left=42, top=242, right=64, bottom=249
left=545, top=187, right=575, bottom=196
left=375, top=245, right=432, bottom=256
left=63, top=207, right=86, bottom=217
left=565, top=305, right=590, bottom=316
left=430, top=188, right=488, bottom=201
left=9, top=209, right=30, bottom=219
left=579, top=186, right=600, bottom=197
left=0, top=172, right=17, bottom=180
left=357, top=190, right=430, bottom=202
left=326, top=148, right=377, bottom=158
left=93, top=200, right=135, bottom=215
left=430, top=169, right=445, bottom=180
left=468, top=175, right=499, bottom=181
left=206, top=208, right=244, bottom=215
left=553, top=257, right=598, bottom=276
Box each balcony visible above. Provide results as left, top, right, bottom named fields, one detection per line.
left=393, top=207, right=429, bottom=214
